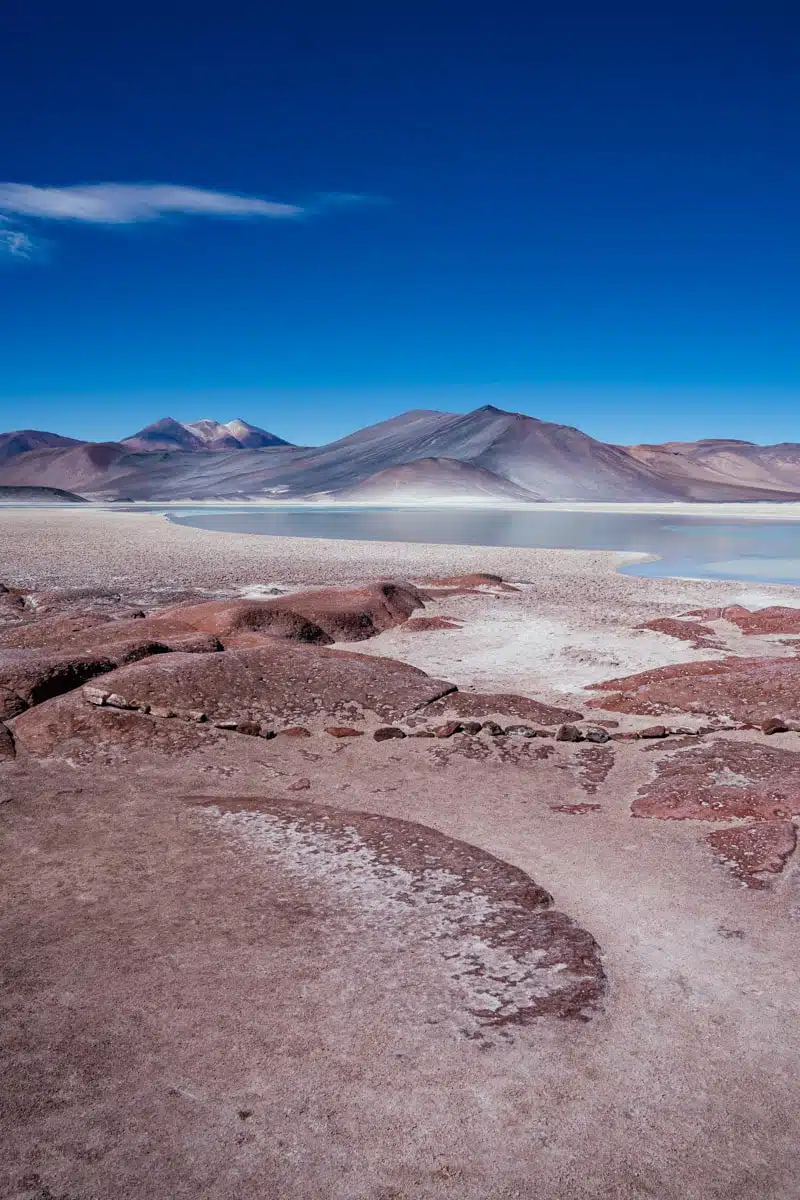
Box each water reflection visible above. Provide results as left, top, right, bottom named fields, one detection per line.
left=166, top=507, right=800, bottom=586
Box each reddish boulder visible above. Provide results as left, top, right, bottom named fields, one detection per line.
left=589, top=656, right=800, bottom=725
left=0, top=649, right=121, bottom=711
left=434, top=721, right=463, bottom=738
left=56, top=643, right=455, bottom=729
left=374, top=727, right=406, bottom=741
left=154, top=600, right=332, bottom=645
left=418, top=573, right=519, bottom=596
left=166, top=581, right=425, bottom=644
left=706, top=821, right=797, bottom=888
left=11, top=691, right=221, bottom=762
left=633, top=739, right=800, bottom=821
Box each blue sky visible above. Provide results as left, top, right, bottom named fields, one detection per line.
left=1, top=2, right=798, bottom=447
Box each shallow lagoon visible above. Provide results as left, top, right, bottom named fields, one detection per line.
left=166, top=506, right=800, bottom=586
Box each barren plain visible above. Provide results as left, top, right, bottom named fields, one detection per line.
left=2, top=507, right=800, bottom=1200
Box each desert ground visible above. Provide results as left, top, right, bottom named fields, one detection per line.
left=2, top=507, right=800, bottom=1200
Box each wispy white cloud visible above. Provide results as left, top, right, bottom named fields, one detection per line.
left=0, top=182, right=304, bottom=224
left=0, top=216, right=35, bottom=259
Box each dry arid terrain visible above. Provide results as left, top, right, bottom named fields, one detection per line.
left=2, top=508, right=800, bottom=1200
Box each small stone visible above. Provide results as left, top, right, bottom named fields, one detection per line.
left=237, top=721, right=262, bottom=737
left=584, top=727, right=611, bottom=744
left=149, top=706, right=176, bottom=719
left=280, top=726, right=312, bottom=738
left=434, top=721, right=463, bottom=738
left=461, top=721, right=483, bottom=735
left=504, top=724, right=535, bottom=737
left=289, top=778, right=311, bottom=791
left=325, top=726, right=364, bottom=738
left=637, top=725, right=667, bottom=739
left=373, top=727, right=406, bottom=742
left=188, top=711, right=207, bottom=724
left=555, top=724, right=584, bottom=742
left=761, top=717, right=789, bottom=735
left=82, top=686, right=109, bottom=706
left=481, top=721, right=505, bottom=736
left=213, top=719, right=239, bottom=730
left=105, top=693, right=132, bottom=710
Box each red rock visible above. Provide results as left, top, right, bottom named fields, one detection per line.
left=632, top=739, right=800, bottom=821
left=637, top=725, right=668, bottom=739
left=10, top=692, right=221, bottom=761
left=152, top=600, right=332, bottom=645
left=461, top=721, right=483, bottom=735
left=288, top=778, right=312, bottom=791
left=402, top=616, right=462, bottom=631
left=589, top=656, right=800, bottom=725
left=761, top=717, right=789, bottom=735
left=642, top=617, right=721, bottom=649
left=550, top=803, right=602, bottom=815
left=162, top=581, right=429, bottom=644
left=419, top=573, right=519, bottom=596
left=421, top=692, right=582, bottom=726
left=325, top=726, right=364, bottom=737
left=197, top=794, right=605, bottom=1026
left=0, top=722, right=15, bottom=759
left=725, top=606, right=800, bottom=636
left=434, top=721, right=463, bottom=738
left=0, top=649, right=120, bottom=712
left=706, top=821, right=797, bottom=888
left=555, top=724, right=583, bottom=742
left=0, top=611, right=222, bottom=656
left=373, top=727, right=406, bottom=741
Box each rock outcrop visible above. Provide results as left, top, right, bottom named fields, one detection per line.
left=589, top=656, right=800, bottom=725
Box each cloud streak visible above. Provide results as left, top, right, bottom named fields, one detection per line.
left=0, top=182, right=304, bottom=225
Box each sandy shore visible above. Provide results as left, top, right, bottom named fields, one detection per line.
left=3, top=506, right=799, bottom=703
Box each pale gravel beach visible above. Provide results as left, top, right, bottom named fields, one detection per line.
left=3, top=506, right=800, bottom=706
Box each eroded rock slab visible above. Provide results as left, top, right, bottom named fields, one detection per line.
left=165, top=581, right=426, bottom=644
left=641, top=617, right=721, bottom=650
left=12, top=643, right=457, bottom=757
left=590, top=656, right=800, bottom=725
left=705, top=821, right=797, bottom=889
left=418, top=691, right=582, bottom=727
left=198, top=796, right=606, bottom=1031
left=633, top=739, right=800, bottom=821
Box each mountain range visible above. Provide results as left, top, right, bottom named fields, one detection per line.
left=0, top=407, right=798, bottom=503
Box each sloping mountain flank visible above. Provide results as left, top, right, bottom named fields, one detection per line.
left=0, top=430, right=85, bottom=463
left=0, top=485, right=88, bottom=502
left=626, top=439, right=800, bottom=498
left=332, top=457, right=541, bottom=502
left=1, top=406, right=800, bottom=501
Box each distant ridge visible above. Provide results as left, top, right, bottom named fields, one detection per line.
left=0, top=406, right=799, bottom=503
left=122, top=416, right=290, bottom=452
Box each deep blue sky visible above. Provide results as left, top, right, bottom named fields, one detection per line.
left=1, top=1, right=798, bottom=447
